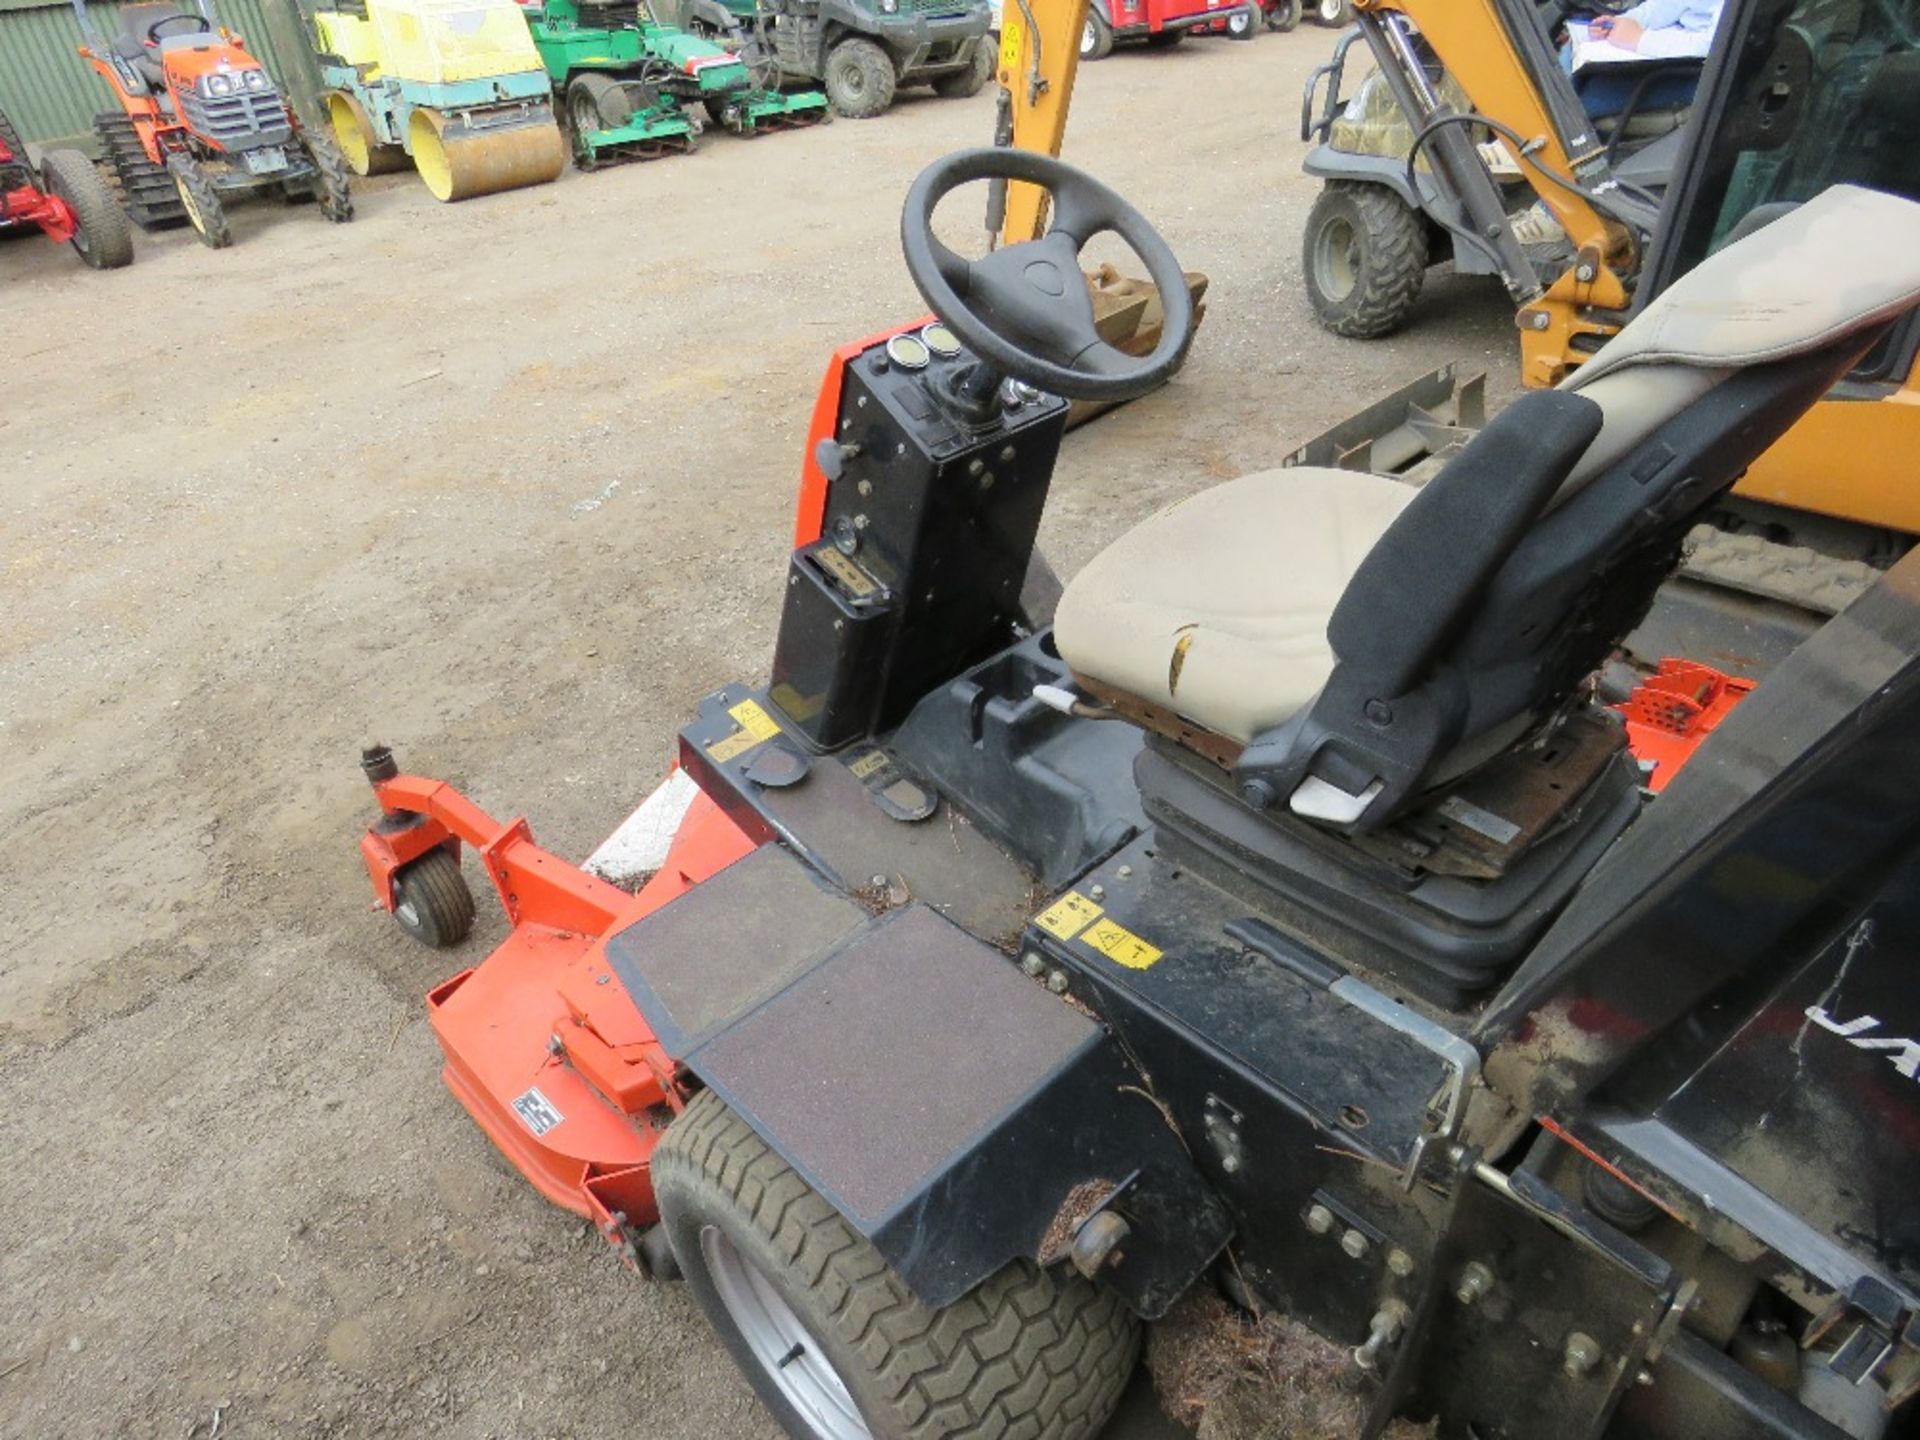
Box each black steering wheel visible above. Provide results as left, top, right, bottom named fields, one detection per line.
left=148, top=13, right=212, bottom=43
left=900, top=148, right=1195, bottom=403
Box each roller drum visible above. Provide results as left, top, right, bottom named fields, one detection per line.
left=327, top=93, right=410, bottom=177
left=407, top=106, right=566, bottom=202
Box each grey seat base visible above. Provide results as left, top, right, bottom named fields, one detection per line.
left=1137, top=735, right=1646, bottom=1003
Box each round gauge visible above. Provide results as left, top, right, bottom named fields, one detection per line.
left=886, top=333, right=931, bottom=370
left=920, top=322, right=961, bottom=358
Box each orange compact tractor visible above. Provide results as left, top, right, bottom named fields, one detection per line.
left=0, top=102, right=133, bottom=269
left=74, top=0, right=352, bottom=248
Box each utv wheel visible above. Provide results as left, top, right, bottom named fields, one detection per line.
left=167, top=152, right=231, bottom=249
left=654, top=1090, right=1139, bottom=1440
left=1080, top=10, right=1114, bottom=58
left=305, top=131, right=355, bottom=223
left=1264, top=0, right=1301, bottom=29
left=931, top=42, right=993, bottom=98
left=41, top=149, right=134, bottom=269
left=390, top=848, right=475, bottom=949
left=1302, top=179, right=1428, bottom=339
left=1226, top=5, right=1256, bottom=37
left=1315, top=0, right=1352, bottom=22
left=823, top=39, right=896, bottom=118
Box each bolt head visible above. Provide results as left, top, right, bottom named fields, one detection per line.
left=1563, top=1331, right=1603, bottom=1377
left=1305, top=1204, right=1335, bottom=1235
left=1116, top=865, right=1133, bottom=879
left=1088, top=884, right=1105, bottom=900
left=1387, top=1248, right=1415, bottom=1277
left=1221, top=1154, right=1240, bottom=1174
left=1020, top=952, right=1046, bottom=977
left=1455, top=1261, right=1495, bottom=1305
left=1340, top=1228, right=1370, bottom=1260
left=1364, top=699, right=1392, bottom=726
left=1046, top=970, right=1070, bottom=995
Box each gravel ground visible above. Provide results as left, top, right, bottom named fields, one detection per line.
left=0, top=30, right=1512, bottom=1440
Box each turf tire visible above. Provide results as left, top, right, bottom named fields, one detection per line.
left=823, top=39, right=897, bottom=118
left=1080, top=10, right=1114, bottom=58
left=41, top=149, right=134, bottom=269
left=654, top=1089, right=1140, bottom=1440
left=390, top=848, right=475, bottom=949
left=1302, top=179, right=1428, bottom=339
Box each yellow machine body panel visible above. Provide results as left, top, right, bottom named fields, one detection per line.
left=367, top=0, right=546, bottom=84
left=315, top=12, right=383, bottom=71
left=1732, top=365, right=1920, bottom=532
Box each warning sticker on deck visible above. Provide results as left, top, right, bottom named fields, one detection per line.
left=1035, top=891, right=1102, bottom=941
left=1080, top=919, right=1164, bottom=970
left=708, top=698, right=784, bottom=763
left=1000, top=17, right=1022, bottom=68
left=511, top=1086, right=564, bottom=1137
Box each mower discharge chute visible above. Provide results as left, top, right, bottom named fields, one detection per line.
left=0, top=104, right=133, bottom=269
left=306, top=0, right=567, bottom=201
left=362, top=146, right=1920, bottom=1440
left=521, top=0, right=827, bottom=169
left=74, top=0, right=352, bottom=248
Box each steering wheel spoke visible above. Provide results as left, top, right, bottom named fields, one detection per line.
left=900, top=147, right=1195, bottom=402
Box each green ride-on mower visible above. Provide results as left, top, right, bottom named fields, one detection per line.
left=524, top=0, right=828, bottom=166
left=358, top=144, right=1920, bottom=1440
left=650, top=0, right=993, bottom=118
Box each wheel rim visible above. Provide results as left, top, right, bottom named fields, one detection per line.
left=571, top=88, right=602, bottom=136
left=1318, top=0, right=1343, bottom=19
left=1314, top=214, right=1359, bottom=302
left=701, top=1225, right=871, bottom=1440
left=1081, top=18, right=1096, bottom=51
left=394, top=892, right=422, bottom=933
left=838, top=60, right=864, bottom=98
left=174, top=173, right=208, bottom=235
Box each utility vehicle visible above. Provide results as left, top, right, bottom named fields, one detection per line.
left=358, top=139, right=1920, bottom=1440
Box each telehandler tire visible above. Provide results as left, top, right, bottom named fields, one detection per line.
left=1303, top=179, right=1428, bottom=338
left=823, top=39, right=897, bottom=118
left=654, top=1089, right=1140, bottom=1440
left=390, top=848, right=475, bottom=949
left=41, top=149, right=134, bottom=269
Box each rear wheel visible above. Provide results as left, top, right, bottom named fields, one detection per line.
left=1302, top=179, right=1428, bottom=339
left=166, top=152, right=230, bottom=249
left=822, top=38, right=896, bottom=118
left=40, top=149, right=134, bottom=269
left=930, top=42, right=993, bottom=97
left=1226, top=4, right=1256, bottom=37
left=654, top=1090, right=1140, bottom=1440
left=304, top=130, right=354, bottom=222
left=390, top=848, right=475, bottom=949
left=1080, top=10, right=1114, bottom=57
left=1315, top=0, right=1353, bottom=22
left=1264, top=0, right=1301, bottom=29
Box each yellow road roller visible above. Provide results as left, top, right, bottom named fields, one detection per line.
left=306, top=0, right=567, bottom=201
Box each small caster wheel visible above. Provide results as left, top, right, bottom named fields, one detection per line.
left=638, top=1223, right=681, bottom=1281
left=391, top=848, right=475, bottom=948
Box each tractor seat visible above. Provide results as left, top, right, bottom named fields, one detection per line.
left=1055, top=183, right=1920, bottom=829
left=112, top=5, right=198, bottom=89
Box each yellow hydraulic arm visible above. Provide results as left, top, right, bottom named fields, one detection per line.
left=992, top=0, right=1091, bottom=241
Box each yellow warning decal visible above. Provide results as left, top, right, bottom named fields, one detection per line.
left=1035, top=891, right=1102, bottom=941
left=999, top=16, right=1022, bottom=69
left=848, top=749, right=890, bottom=780
left=1081, top=919, right=1163, bottom=970
left=729, top=699, right=782, bottom=740
left=708, top=698, right=783, bottom=762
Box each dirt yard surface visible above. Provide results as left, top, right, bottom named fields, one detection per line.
left=1, top=31, right=1513, bottom=1440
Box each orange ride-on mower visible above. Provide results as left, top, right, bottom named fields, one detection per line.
left=0, top=103, right=133, bottom=269
left=74, top=0, right=352, bottom=249
left=361, top=151, right=1920, bottom=1440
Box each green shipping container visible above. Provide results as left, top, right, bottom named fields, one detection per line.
left=0, top=0, right=322, bottom=151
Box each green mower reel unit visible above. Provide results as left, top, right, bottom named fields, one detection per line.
left=527, top=0, right=827, bottom=168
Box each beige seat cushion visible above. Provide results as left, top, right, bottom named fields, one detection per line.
left=1053, top=466, right=1414, bottom=744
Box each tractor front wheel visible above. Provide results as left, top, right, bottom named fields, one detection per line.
left=654, top=1090, right=1140, bottom=1440
left=389, top=848, right=475, bottom=949
left=1302, top=180, right=1428, bottom=339
left=931, top=42, right=993, bottom=98
left=1080, top=10, right=1115, bottom=58
left=40, top=149, right=133, bottom=269
left=167, top=152, right=231, bottom=249
left=822, top=38, right=897, bottom=118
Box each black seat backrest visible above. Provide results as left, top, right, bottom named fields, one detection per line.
left=1234, top=327, right=1889, bottom=831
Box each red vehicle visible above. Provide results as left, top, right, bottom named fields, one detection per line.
left=72, top=0, right=351, bottom=249
left=0, top=104, right=132, bottom=269
left=1078, top=0, right=1257, bottom=57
